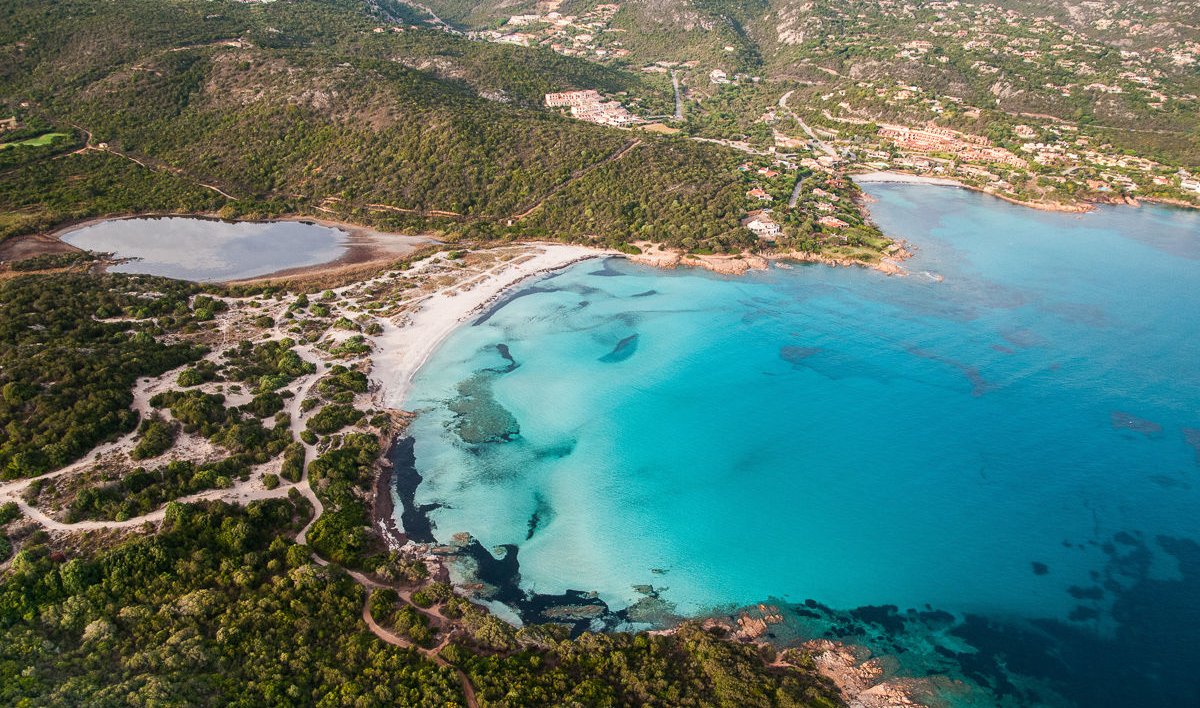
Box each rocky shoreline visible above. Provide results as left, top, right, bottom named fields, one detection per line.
left=853, top=168, right=1200, bottom=215
left=378, top=412, right=941, bottom=707
left=627, top=240, right=911, bottom=277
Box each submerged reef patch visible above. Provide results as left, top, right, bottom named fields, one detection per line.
left=388, top=437, right=438, bottom=544
left=448, top=372, right=520, bottom=444
left=474, top=285, right=559, bottom=326
left=484, top=343, right=519, bottom=374
left=779, top=345, right=822, bottom=364
left=1110, top=411, right=1163, bottom=437
left=447, top=343, right=524, bottom=445
left=1183, top=428, right=1200, bottom=464
left=906, top=345, right=993, bottom=397
left=599, top=333, right=639, bottom=363
left=589, top=260, right=627, bottom=277
left=525, top=492, right=553, bottom=540
left=452, top=538, right=619, bottom=635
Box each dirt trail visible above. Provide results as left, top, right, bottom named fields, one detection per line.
left=357, top=585, right=479, bottom=708
left=0, top=264, right=490, bottom=705
left=510, top=139, right=642, bottom=221
left=366, top=203, right=463, bottom=219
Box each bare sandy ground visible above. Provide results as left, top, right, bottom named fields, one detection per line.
left=852, top=170, right=966, bottom=188
left=372, top=244, right=605, bottom=409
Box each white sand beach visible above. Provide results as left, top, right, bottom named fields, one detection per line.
left=851, top=170, right=965, bottom=187
left=372, top=243, right=606, bottom=409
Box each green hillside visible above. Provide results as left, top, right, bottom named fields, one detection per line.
left=0, top=0, right=752, bottom=252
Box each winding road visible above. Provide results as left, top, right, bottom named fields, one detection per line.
left=779, top=90, right=838, bottom=160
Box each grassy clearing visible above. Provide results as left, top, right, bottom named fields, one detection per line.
left=0, top=133, right=68, bottom=149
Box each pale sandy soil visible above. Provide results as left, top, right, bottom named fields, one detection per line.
left=370, top=244, right=606, bottom=409
left=852, top=170, right=967, bottom=187
left=0, top=293, right=334, bottom=534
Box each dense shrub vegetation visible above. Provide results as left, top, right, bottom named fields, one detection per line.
left=306, top=403, right=365, bottom=435
left=450, top=625, right=843, bottom=707
left=0, top=497, right=844, bottom=706
left=223, top=338, right=315, bottom=393
left=316, top=365, right=370, bottom=403
left=0, top=501, right=465, bottom=705
left=129, top=415, right=176, bottom=461
left=66, top=458, right=246, bottom=521
left=280, top=442, right=306, bottom=483
left=149, top=388, right=292, bottom=461
left=0, top=274, right=205, bottom=479
left=305, top=433, right=380, bottom=567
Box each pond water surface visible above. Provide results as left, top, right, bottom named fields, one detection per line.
left=61, top=216, right=348, bottom=281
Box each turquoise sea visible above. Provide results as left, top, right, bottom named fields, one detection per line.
left=399, top=184, right=1200, bottom=706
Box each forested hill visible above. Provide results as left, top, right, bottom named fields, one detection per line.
left=0, top=0, right=751, bottom=252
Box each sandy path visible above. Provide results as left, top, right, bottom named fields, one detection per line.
left=372, top=244, right=605, bottom=409
left=0, top=472, right=295, bottom=531
left=0, top=297, right=322, bottom=534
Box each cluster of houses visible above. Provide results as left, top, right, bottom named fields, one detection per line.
left=544, top=90, right=640, bottom=127
left=738, top=161, right=786, bottom=240
left=740, top=163, right=783, bottom=212
left=877, top=122, right=1026, bottom=168
left=475, top=3, right=627, bottom=60
left=741, top=211, right=781, bottom=240
left=738, top=157, right=856, bottom=242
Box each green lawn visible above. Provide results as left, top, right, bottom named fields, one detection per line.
left=0, top=132, right=68, bottom=149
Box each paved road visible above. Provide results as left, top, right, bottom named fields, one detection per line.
left=779, top=90, right=840, bottom=208
left=779, top=90, right=839, bottom=160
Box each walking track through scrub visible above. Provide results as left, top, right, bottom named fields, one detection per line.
left=0, top=289, right=483, bottom=706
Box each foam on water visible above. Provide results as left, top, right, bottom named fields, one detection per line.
left=402, top=184, right=1200, bottom=706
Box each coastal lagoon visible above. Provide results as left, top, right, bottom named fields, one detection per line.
left=61, top=217, right=348, bottom=281
left=401, top=185, right=1200, bottom=706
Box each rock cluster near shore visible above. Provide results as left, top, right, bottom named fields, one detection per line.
left=628, top=241, right=771, bottom=275
left=627, top=240, right=909, bottom=276
left=796, top=639, right=933, bottom=708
